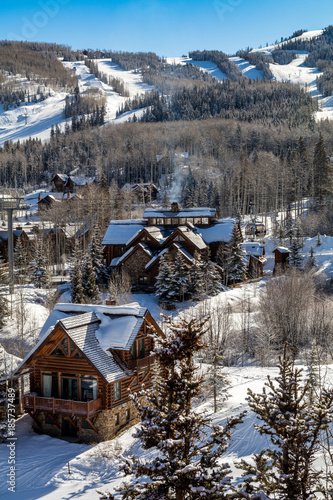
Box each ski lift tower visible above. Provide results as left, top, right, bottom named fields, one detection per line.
left=0, top=196, right=28, bottom=294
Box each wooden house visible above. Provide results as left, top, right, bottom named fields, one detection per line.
left=0, top=230, right=30, bottom=261
left=273, top=247, right=290, bottom=275
left=242, top=242, right=266, bottom=279
left=122, top=183, right=159, bottom=203
left=51, top=174, right=69, bottom=193
left=102, top=208, right=242, bottom=289
left=64, top=176, right=95, bottom=194
left=51, top=174, right=95, bottom=194
left=37, top=194, right=62, bottom=213
left=15, top=303, right=162, bottom=442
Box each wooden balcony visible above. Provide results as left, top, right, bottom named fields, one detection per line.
left=23, top=395, right=102, bottom=417
left=128, top=355, right=155, bottom=372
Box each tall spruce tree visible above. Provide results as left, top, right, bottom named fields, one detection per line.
left=70, top=261, right=85, bottom=304
left=312, top=132, right=330, bottom=209
left=33, top=240, right=49, bottom=288
left=88, top=233, right=107, bottom=284
left=14, top=237, right=29, bottom=277
left=289, top=239, right=303, bottom=268
left=155, top=252, right=178, bottom=306
left=237, top=344, right=333, bottom=500
left=227, top=222, right=247, bottom=284
left=81, top=255, right=99, bottom=302
left=116, top=315, right=244, bottom=500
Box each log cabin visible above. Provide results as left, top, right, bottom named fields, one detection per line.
left=102, top=206, right=243, bottom=289
left=15, top=303, right=162, bottom=442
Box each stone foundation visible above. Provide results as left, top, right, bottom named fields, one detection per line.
left=28, top=399, right=140, bottom=443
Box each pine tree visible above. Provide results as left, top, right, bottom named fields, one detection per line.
left=289, top=238, right=303, bottom=268
left=203, top=260, right=224, bottom=296
left=155, top=252, right=178, bottom=307
left=202, top=344, right=229, bottom=413
left=305, top=246, right=317, bottom=271
left=33, top=240, right=49, bottom=288
left=189, top=252, right=206, bottom=300
left=88, top=233, right=107, bottom=284
left=227, top=222, right=247, bottom=284
left=14, top=237, right=29, bottom=277
left=173, top=253, right=190, bottom=301
left=312, top=132, right=330, bottom=209
left=237, top=344, right=333, bottom=500
left=70, top=262, right=85, bottom=304
left=81, top=255, right=99, bottom=302
left=116, top=315, right=244, bottom=500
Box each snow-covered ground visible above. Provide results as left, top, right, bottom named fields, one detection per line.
left=0, top=216, right=333, bottom=499
left=166, top=57, right=227, bottom=81
left=0, top=60, right=153, bottom=147
left=229, top=56, right=264, bottom=80
left=63, top=60, right=153, bottom=123
left=1, top=361, right=333, bottom=500
left=252, top=29, right=324, bottom=56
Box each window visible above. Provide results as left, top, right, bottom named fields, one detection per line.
left=115, top=413, right=120, bottom=426
left=139, top=276, right=148, bottom=285
left=42, top=372, right=58, bottom=398
left=202, top=217, right=209, bottom=225
left=114, top=381, right=121, bottom=401
left=140, top=338, right=145, bottom=358
left=131, top=342, right=137, bottom=360
left=81, top=377, right=97, bottom=401
left=126, top=409, right=130, bottom=422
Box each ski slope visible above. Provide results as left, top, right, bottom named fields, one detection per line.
left=0, top=60, right=153, bottom=147
left=229, top=56, right=264, bottom=80
left=166, top=56, right=227, bottom=81
left=63, top=60, right=153, bottom=123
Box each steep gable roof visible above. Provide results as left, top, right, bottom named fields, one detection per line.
left=145, top=243, right=195, bottom=271
left=163, top=226, right=207, bottom=251
left=102, top=220, right=146, bottom=245
left=111, top=243, right=153, bottom=267
left=16, top=304, right=154, bottom=383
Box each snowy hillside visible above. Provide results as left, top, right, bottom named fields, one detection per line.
left=166, top=57, right=227, bottom=81
left=63, top=60, right=153, bottom=123
left=0, top=60, right=153, bottom=147
left=229, top=56, right=264, bottom=80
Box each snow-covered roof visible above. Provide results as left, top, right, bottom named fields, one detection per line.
left=274, top=246, right=290, bottom=254
left=241, top=242, right=264, bottom=257
left=112, top=243, right=153, bottom=267
left=17, top=303, right=151, bottom=383
left=102, top=220, right=146, bottom=245
left=198, top=219, right=236, bottom=244
left=65, top=176, right=95, bottom=186
left=143, top=207, right=217, bottom=218
left=125, top=226, right=165, bottom=247
left=52, top=173, right=68, bottom=182
left=0, top=230, right=25, bottom=242
left=145, top=243, right=194, bottom=270
left=173, top=226, right=207, bottom=250
left=59, top=312, right=126, bottom=383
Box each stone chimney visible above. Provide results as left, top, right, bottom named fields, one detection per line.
left=171, top=202, right=179, bottom=213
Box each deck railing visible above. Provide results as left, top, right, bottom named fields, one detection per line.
left=23, top=395, right=102, bottom=417
left=128, top=355, right=155, bottom=372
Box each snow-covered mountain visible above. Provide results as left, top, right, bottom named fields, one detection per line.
left=0, top=28, right=332, bottom=147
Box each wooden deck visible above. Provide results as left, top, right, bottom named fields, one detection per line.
left=128, top=355, right=155, bottom=372
left=23, top=395, right=102, bottom=417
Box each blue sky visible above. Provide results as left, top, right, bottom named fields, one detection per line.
left=1, top=0, right=333, bottom=56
